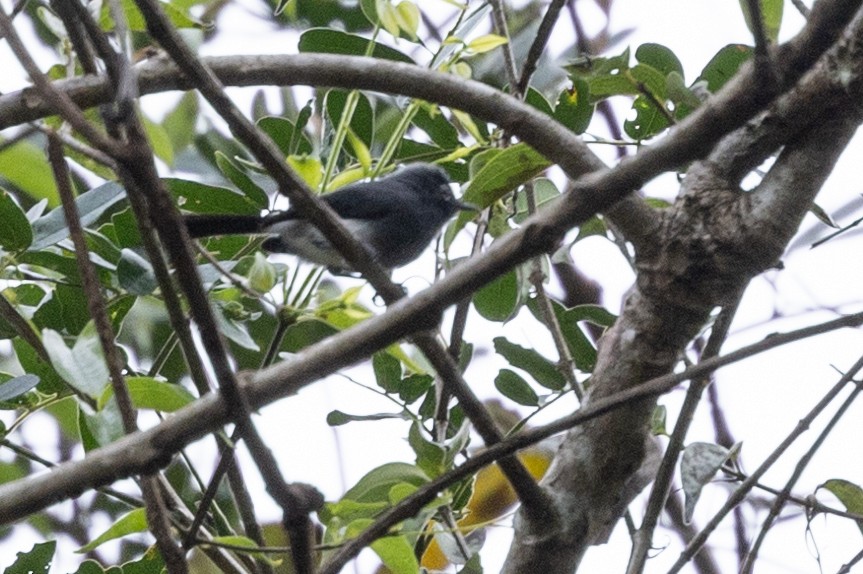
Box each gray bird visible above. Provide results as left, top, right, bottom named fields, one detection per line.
left=184, top=164, right=474, bottom=272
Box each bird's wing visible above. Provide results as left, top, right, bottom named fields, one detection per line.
left=321, top=181, right=401, bottom=220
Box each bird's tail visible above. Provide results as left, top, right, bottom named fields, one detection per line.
left=183, top=214, right=265, bottom=238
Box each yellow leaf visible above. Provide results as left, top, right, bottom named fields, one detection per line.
left=466, top=33, right=508, bottom=54
left=376, top=0, right=400, bottom=38
left=286, top=155, right=323, bottom=191
left=452, top=61, right=472, bottom=79
left=394, top=1, right=419, bottom=40
left=345, top=128, right=372, bottom=172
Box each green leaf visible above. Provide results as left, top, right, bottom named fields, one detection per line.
left=325, top=90, right=375, bottom=149
left=4, top=541, right=56, bottom=574
left=666, top=71, right=704, bottom=118
left=635, top=43, right=684, bottom=78
left=451, top=109, right=488, bottom=144
left=86, top=229, right=123, bottom=265
left=567, top=47, right=635, bottom=101
left=588, top=73, right=640, bottom=100
left=473, top=268, right=520, bottom=322
left=681, top=442, right=741, bottom=524
left=274, top=0, right=293, bottom=15
left=409, top=421, right=446, bottom=477
left=398, top=373, right=433, bottom=404
left=493, top=337, right=565, bottom=390
left=0, top=139, right=58, bottom=206
left=79, top=400, right=108, bottom=451
left=527, top=298, right=604, bottom=372
left=0, top=188, right=32, bottom=251
left=342, top=462, right=430, bottom=503
left=462, top=143, right=550, bottom=208
left=739, top=0, right=783, bottom=43
left=394, top=1, right=420, bottom=41
left=371, top=529, right=420, bottom=574
left=212, top=304, right=260, bottom=351
left=98, top=376, right=195, bottom=413
left=376, top=0, right=401, bottom=38
left=77, top=508, right=148, bottom=553
left=346, top=127, right=372, bottom=170
left=298, top=28, right=414, bottom=63
left=110, top=208, right=141, bottom=248
left=247, top=252, right=277, bottom=293
left=57, top=284, right=92, bottom=335
left=624, top=64, right=672, bottom=140
left=281, top=319, right=338, bottom=353
left=287, top=156, right=324, bottom=191
left=43, top=324, right=109, bottom=398
left=162, top=92, right=199, bottom=153
left=257, top=116, right=314, bottom=157
left=564, top=230, right=593, bottom=259
left=651, top=404, right=668, bottom=436
left=215, top=152, right=269, bottom=208
left=563, top=304, right=618, bottom=328
left=0, top=374, right=40, bottom=402
left=411, top=105, right=460, bottom=149
left=13, top=339, right=64, bottom=395
left=103, top=0, right=200, bottom=31
left=30, top=182, right=126, bottom=251
left=117, top=249, right=157, bottom=296
left=495, top=368, right=539, bottom=406
left=167, top=178, right=260, bottom=215
left=525, top=87, right=554, bottom=116
left=820, top=479, right=863, bottom=536
left=444, top=421, right=472, bottom=468
left=106, top=295, right=136, bottom=334
left=373, top=351, right=402, bottom=392
left=697, top=44, right=753, bottom=93
left=326, top=410, right=407, bottom=426
left=113, top=551, right=164, bottom=574
left=565, top=46, right=630, bottom=78
left=359, top=0, right=378, bottom=25
left=141, top=113, right=174, bottom=167
left=553, top=80, right=593, bottom=134
left=322, top=498, right=389, bottom=523
left=513, top=178, right=561, bottom=224
left=4, top=283, right=46, bottom=306
left=429, top=3, right=491, bottom=68
left=457, top=553, right=484, bottom=573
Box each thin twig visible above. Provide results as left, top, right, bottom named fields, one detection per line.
left=0, top=6, right=122, bottom=156
left=837, top=546, right=863, bottom=573
left=626, top=293, right=743, bottom=574
left=0, top=294, right=50, bottom=363
left=791, top=0, right=812, bottom=17
left=47, top=133, right=137, bottom=428
left=49, top=132, right=188, bottom=571
left=488, top=0, right=519, bottom=91
left=0, top=439, right=143, bottom=508
left=517, top=0, right=567, bottom=94
left=706, top=373, right=748, bottom=566
left=740, top=378, right=863, bottom=573
left=667, top=352, right=863, bottom=573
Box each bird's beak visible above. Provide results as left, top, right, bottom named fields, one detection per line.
left=455, top=200, right=479, bottom=212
